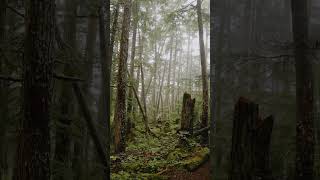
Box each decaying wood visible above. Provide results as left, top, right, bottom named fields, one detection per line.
left=180, top=93, right=196, bottom=135
left=229, top=97, right=274, bottom=180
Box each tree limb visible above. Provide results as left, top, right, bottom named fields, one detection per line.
left=54, top=73, right=85, bottom=82
left=0, top=75, right=22, bottom=82
left=6, top=5, right=25, bottom=18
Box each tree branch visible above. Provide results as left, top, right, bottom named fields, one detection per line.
left=0, top=75, right=22, bottom=82
left=6, top=5, right=25, bottom=18
left=54, top=73, right=85, bottom=82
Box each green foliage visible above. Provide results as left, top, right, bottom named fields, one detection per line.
left=111, top=115, right=209, bottom=179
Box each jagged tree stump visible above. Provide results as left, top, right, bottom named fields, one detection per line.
left=230, top=97, right=274, bottom=180
left=180, top=93, right=196, bottom=135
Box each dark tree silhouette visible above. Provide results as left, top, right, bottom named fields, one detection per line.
left=14, top=0, right=55, bottom=179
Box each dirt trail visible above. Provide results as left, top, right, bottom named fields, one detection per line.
left=165, top=161, right=210, bottom=180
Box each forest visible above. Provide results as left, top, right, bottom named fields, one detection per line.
left=0, top=0, right=320, bottom=180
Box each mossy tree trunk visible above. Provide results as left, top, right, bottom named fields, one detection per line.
left=114, top=0, right=131, bottom=153
left=127, top=1, right=139, bottom=137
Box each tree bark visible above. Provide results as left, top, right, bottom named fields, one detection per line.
left=140, top=64, right=150, bottom=134
left=197, top=0, right=209, bottom=145
left=127, top=1, right=139, bottom=136
left=0, top=0, right=8, bottom=178
left=230, top=98, right=274, bottom=180
left=54, top=1, right=79, bottom=179
left=180, top=93, right=196, bottom=134
left=114, top=0, right=131, bottom=153
left=72, top=83, right=109, bottom=178
left=291, top=0, right=315, bottom=179
left=97, top=0, right=111, bottom=178
left=14, top=0, right=55, bottom=179
left=111, top=2, right=120, bottom=58
left=209, top=0, right=215, bottom=177
left=165, top=36, right=174, bottom=113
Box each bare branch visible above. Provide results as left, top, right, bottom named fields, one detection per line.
left=6, top=5, right=25, bottom=18
left=54, top=73, right=85, bottom=82
left=0, top=75, right=22, bottom=82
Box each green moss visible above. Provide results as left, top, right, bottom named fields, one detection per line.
left=112, top=172, right=168, bottom=180
left=181, top=147, right=210, bottom=171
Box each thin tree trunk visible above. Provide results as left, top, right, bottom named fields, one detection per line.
left=111, top=2, right=120, bottom=58
left=127, top=1, right=139, bottom=136
left=134, top=29, right=143, bottom=118
left=156, top=62, right=167, bottom=117
left=166, top=36, right=174, bottom=114
left=209, top=0, right=216, bottom=177
left=140, top=64, right=150, bottom=134
left=172, top=34, right=178, bottom=111
left=14, top=0, right=55, bottom=179
left=197, top=0, right=209, bottom=145
left=114, top=0, right=131, bottom=153
left=291, top=0, right=315, bottom=179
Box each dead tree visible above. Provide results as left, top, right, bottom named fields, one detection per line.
left=180, top=93, right=195, bottom=135
left=230, top=97, right=274, bottom=180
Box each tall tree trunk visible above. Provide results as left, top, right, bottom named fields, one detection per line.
left=54, top=1, right=78, bottom=179
left=215, top=0, right=226, bottom=124
left=97, top=0, right=111, bottom=178
left=186, top=33, right=192, bottom=92
left=209, top=0, right=216, bottom=177
left=114, top=0, right=131, bottom=153
left=291, top=0, right=315, bottom=179
left=152, top=43, right=159, bottom=118
left=83, top=7, right=98, bottom=180
left=166, top=36, right=174, bottom=114
left=0, top=0, right=8, bottom=178
left=156, top=62, right=167, bottom=118
left=171, top=34, right=178, bottom=111
left=127, top=1, right=139, bottom=136
left=134, top=29, right=143, bottom=118
left=111, top=2, right=120, bottom=58
left=140, top=64, right=150, bottom=134
left=14, top=0, right=55, bottom=179
left=197, top=0, right=209, bottom=145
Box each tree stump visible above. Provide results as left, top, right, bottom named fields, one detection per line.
left=180, top=93, right=196, bottom=135
left=229, top=97, right=274, bottom=180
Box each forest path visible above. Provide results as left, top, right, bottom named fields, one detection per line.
left=164, top=161, right=210, bottom=180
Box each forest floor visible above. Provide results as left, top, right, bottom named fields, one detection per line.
left=111, top=120, right=209, bottom=180
left=163, top=161, right=210, bottom=180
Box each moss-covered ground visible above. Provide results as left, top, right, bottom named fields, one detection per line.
left=111, top=121, right=209, bottom=180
